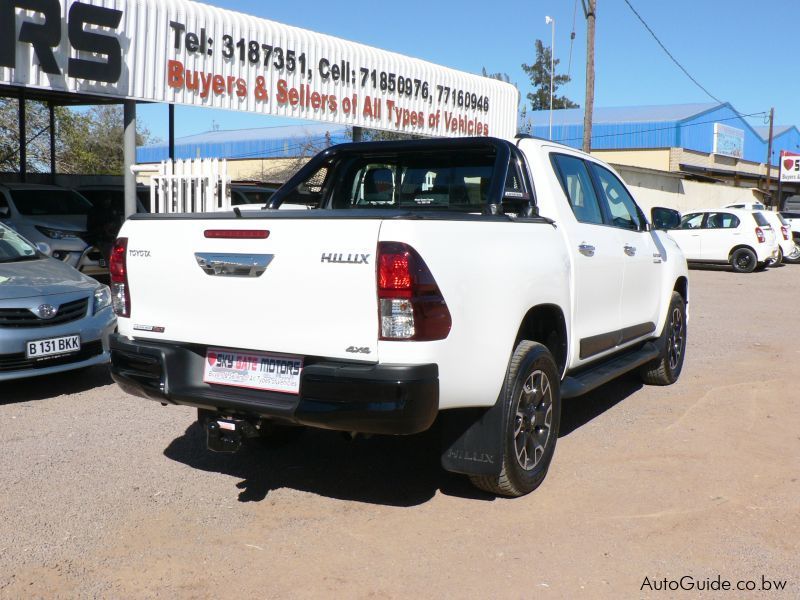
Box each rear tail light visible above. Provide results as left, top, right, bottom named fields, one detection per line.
left=377, top=242, right=451, bottom=341
left=755, top=227, right=765, bottom=243
left=109, top=237, right=130, bottom=317
left=781, top=226, right=790, bottom=241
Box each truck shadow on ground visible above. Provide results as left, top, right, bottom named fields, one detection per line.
left=560, top=375, right=643, bottom=437
left=1, top=365, right=113, bottom=405
left=162, top=374, right=645, bottom=507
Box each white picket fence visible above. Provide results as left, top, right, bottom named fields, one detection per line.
left=149, top=159, right=230, bottom=213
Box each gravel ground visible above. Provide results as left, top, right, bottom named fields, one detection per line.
left=1, top=266, right=798, bottom=599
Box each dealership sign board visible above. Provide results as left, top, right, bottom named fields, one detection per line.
left=712, top=123, right=744, bottom=159
left=0, top=0, right=519, bottom=139
left=780, top=151, right=800, bottom=183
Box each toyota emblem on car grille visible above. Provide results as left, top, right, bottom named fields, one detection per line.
left=36, top=304, right=58, bottom=319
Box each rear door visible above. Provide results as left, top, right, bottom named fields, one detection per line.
left=588, top=162, right=662, bottom=342
left=702, top=212, right=741, bottom=261
left=122, top=217, right=382, bottom=363
left=550, top=153, right=623, bottom=363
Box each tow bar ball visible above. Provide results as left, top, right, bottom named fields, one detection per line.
left=205, top=417, right=259, bottom=453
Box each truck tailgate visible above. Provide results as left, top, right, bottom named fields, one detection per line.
left=119, top=217, right=381, bottom=362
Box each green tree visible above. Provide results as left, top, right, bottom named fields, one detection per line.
left=521, top=40, right=579, bottom=111
left=0, top=99, right=82, bottom=173
left=59, top=105, right=154, bottom=175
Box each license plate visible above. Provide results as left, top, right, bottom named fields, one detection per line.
left=203, top=348, right=303, bottom=394
left=26, top=335, right=81, bottom=359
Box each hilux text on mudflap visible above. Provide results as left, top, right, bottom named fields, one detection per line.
left=109, top=137, right=689, bottom=497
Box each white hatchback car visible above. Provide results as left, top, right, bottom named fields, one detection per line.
left=779, top=210, right=800, bottom=244
left=759, top=211, right=800, bottom=264
left=724, top=203, right=799, bottom=264
left=659, top=207, right=779, bottom=273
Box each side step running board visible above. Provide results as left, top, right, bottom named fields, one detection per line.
left=561, top=342, right=660, bottom=399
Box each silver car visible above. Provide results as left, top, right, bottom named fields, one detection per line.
left=0, top=183, right=92, bottom=268
left=0, top=222, right=116, bottom=382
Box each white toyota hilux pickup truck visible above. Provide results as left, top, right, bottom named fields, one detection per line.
left=110, top=136, right=689, bottom=497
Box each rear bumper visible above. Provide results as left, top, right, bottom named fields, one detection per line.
left=757, top=244, right=780, bottom=263
left=109, top=334, right=439, bottom=435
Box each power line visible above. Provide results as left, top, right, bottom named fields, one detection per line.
left=621, top=0, right=724, bottom=105
left=555, top=110, right=768, bottom=143
left=567, top=0, right=578, bottom=78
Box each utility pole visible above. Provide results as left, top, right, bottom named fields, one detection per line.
left=582, top=0, right=596, bottom=153
left=546, top=16, right=555, bottom=140
left=765, top=107, right=774, bottom=208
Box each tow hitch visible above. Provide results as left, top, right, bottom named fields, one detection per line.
left=205, top=416, right=259, bottom=453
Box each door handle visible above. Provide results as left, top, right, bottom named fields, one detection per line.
left=578, top=243, right=595, bottom=257
left=624, top=244, right=637, bottom=257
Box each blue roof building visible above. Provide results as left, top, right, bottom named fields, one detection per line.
left=527, top=102, right=796, bottom=167
left=137, top=123, right=349, bottom=163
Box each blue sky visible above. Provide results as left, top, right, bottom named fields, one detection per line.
left=139, top=0, right=800, bottom=142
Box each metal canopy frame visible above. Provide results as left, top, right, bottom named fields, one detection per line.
left=0, top=83, right=175, bottom=217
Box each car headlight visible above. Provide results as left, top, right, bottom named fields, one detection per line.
left=35, top=226, right=85, bottom=240
left=93, top=285, right=112, bottom=313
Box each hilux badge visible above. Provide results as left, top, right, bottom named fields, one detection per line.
left=320, top=253, right=370, bottom=264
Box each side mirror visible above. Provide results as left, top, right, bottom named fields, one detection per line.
left=0, top=206, right=9, bottom=219
left=651, top=206, right=681, bottom=230
left=35, top=242, right=52, bottom=256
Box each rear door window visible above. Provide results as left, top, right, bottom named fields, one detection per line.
left=550, top=154, right=604, bottom=225
left=705, top=212, right=739, bottom=229
left=679, top=213, right=704, bottom=229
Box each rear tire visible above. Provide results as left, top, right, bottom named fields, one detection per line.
left=783, top=252, right=800, bottom=265
left=730, top=247, right=757, bottom=273
left=470, top=341, right=561, bottom=497
left=640, top=292, right=687, bottom=386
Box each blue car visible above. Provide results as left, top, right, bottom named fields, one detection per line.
left=0, top=222, right=116, bottom=382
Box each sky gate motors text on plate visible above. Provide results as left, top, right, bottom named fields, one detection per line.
left=168, top=21, right=494, bottom=136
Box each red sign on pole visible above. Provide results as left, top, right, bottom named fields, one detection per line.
left=780, top=150, right=800, bottom=183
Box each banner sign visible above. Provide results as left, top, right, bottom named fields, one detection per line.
left=780, top=151, right=800, bottom=183
left=0, top=0, right=520, bottom=139
left=713, top=123, right=744, bottom=159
